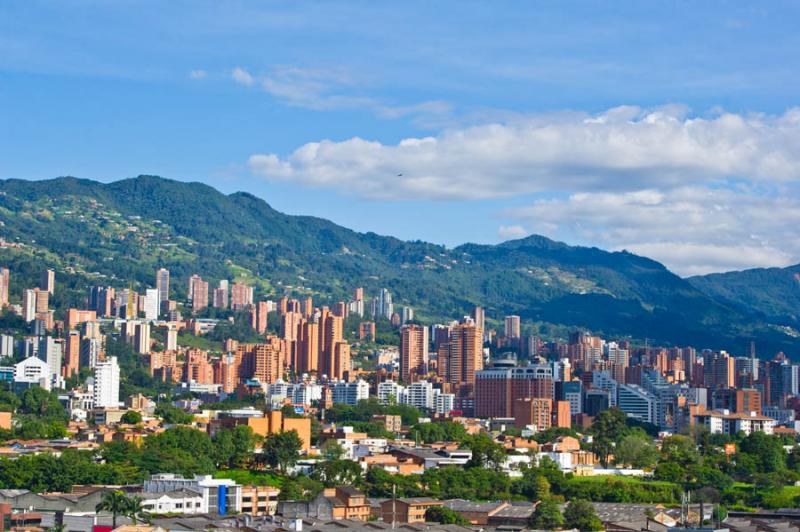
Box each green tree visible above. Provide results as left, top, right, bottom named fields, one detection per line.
left=95, top=490, right=130, bottom=528
left=120, top=410, right=143, bottom=424
left=18, top=387, right=66, bottom=419
left=261, top=430, right=302, bottom=473
left=425, top=506, right=470, bottom=525
left=126, top=495, right=151, bottom=524
left=311, top=459, right=363, bottom=487
left=660, top=435, right=699, bottom=467
left=591, top=407, right=628, bottom=467
left=613, top=434, right=659, bottom=468
left=530, top=498, right=565, bottom=530
left=465, top=433, right=506, bottom=470
left=154, top=403, right=194, bottom=425
left=563, top=499, right=603, bottom=532
left=320, top=439, right=346, bottom=461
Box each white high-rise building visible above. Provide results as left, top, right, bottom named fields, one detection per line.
left=434, top=391, right=455, bottom=415
left=93, top=357, right=120, bottom=408
left=401, top=306, right=414, bottom=325
left=406, top=381, right=435, bottom=410
left=0, top=335, right=13, bottom=358
left=166, top=326, right=178, bottom=351
left=378, top=381, right=406, bottom=404
left=37, top=336, right=62, bottom=386
left=144, top=288, right=160, bottom=321
left=156, top=268, right=170, bottom=303
left=23, top=289, right=37, bottom=322
left=332, top=380, right=369, bottom=406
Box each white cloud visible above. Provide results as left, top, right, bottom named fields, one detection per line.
left=231, top=66, right=255, bottom=86
left=504, top=185, right=800, bottom=275
left=228, top=65, right=451, bottom=122
left=189, top=69, right=207, bottom=79
left=248, top=104, right=800, bottom=274
left=498, top=225, right=529, bottom=240
left=248, top=106, right=800, bottom=200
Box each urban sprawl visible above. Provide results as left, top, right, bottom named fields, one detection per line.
left=0, top=267, right=797, bottom=532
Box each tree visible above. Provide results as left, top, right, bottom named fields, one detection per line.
left=591, top=407, right=628, bottom=467
left=154, top=403, right=194, bottom=425
left=121, top=410, right=142, bottom=424
left=465, top=433, right=506, bottom=470
left=96, top=490, right=129, bottom=528
left=261, top=430, right=302, bottom=473
left=18, top=387, right=66, bottom=420
left=613, top=434, right=658, bottom=468
left=425, top=506, right=470, bottom=525
left=311, top=459, right=363, bottom=487
left=530, top=498, right=565, bottom=530
left=563, top=499, right=603, bottom=532
left=660, top=435, right=700, bottom=467
left=320, top=439, right=346, bottom=461
left=126, top=495, right=151, bottom=524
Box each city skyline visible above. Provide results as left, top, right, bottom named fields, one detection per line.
left=3, top=2, right=800, bottom=275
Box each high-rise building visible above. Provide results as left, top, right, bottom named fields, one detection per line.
left=93, top=357, right=121, bottom=408
left=144, top=288, right=160, bottom=321
left=471, top=306, right=485, bottom=333
left=166, top=326, right=178, bottom=351
left=475, top=363, right=553, bottom=418
left=134, top=321, right=151, bottom=355
left=40, top=269, right=55, bottom=294
left=231, top=283, right=253, bottom=310
left=22, top=289, right=37, bottom=322
left=0, top=268, right=9, bottom=307
left=401, top=306, right=414, bottom=325
left=212, top=286, right=228, bottom=309
left=375, top=289, right=393, bottom=320
left=191, top=277, right=209, bottom=312
left=37, top=336, right=63, bottom=386
left=88, top=286, right=115, bottom=317
left=251, top=301, right=268, bottom=334
left=617, top=384, right=658, bottom=424
left=514, top=397, right=552, bottom=430
left=400, top=324, right=429, bottom=382
left=440, top=322, right=483, bottom=388
left=353, top=287, right=364, bottom=301
left=297, top=321, right=319, bottom=374
left=504, top=315, right=521, bottom=339
left=156, top=268, right=170, bottom=304
left=64, top=330, right=81, bottom=379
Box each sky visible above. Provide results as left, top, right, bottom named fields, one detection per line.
left=2, top=1, right=800, bottom=276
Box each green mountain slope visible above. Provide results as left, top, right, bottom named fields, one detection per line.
left=689, top=265, right=800, bottom=327
left=0, top=175, right=797, bottom=356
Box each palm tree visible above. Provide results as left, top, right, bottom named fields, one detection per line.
left=95, top=490, right=129, bottom=528
left=126, top=496, right=151, bottom=525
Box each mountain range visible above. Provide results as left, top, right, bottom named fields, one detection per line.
left=0, top=175, right=798, bottom=357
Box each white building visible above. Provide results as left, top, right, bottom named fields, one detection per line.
left=434, top=392, right=455, bottom=415
left=0, top=334, right=13, bottom=358
left=377, top=381, right=406, bottom=404
left=14, top=356, right=51, bottom=389
left=143, top=474, right=242, bottom=515
left=332, top=380, right=369, bottom=406
left=93, top=357, right=120, bottom=408
left=37, top=336, right=62, bottom=387
left=166, top=326, right=178, bottom=351
left=140, top=489, right=205, bottom=514
left=406, top=381, right=435, bottom=410
left=144, top=288, right=160, bottom=322
left=617, top=384, right=658, bottom=424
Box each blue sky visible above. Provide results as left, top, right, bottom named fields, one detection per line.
left=2, top=1, right=800, bottom=275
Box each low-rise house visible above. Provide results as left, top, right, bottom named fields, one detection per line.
left=381, top=497, right=442, bottom=524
